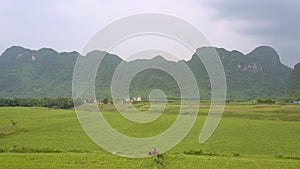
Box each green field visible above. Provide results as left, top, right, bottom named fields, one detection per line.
left=0, top=103, right=300, bottom=168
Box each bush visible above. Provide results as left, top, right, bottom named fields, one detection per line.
left=102, top=98, right=108, bottom=104
left=183, top=149, right=203, bottom=155
left=256, top=98, right=275, bottom=104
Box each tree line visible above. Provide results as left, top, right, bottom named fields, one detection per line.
left=0, top=98, right=74, bottom=109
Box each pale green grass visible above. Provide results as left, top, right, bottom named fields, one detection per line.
left=0, top=104, right=300, bottom=168
left=0, top=153, right=299, bottom=169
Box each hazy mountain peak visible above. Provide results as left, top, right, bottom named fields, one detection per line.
left=85, top=50, right=106, bottom=56
left=36, top=48, right=58, bottom=55
left=231, top=50, right=244, bottom=56
left=189, top=47, right=244, bottom=63
left=0, top=45, right=296, bottom=99
left=7, top=45, right=26, bottom=51
left=1, top=46, right=28, bottom=56
left=247, top=46, right=281, bottom=65
left=294, top=62, right=300, bottom=69
left=152, top=55, right=167, bottom=61
left=83, top=50, right=123, bottom=67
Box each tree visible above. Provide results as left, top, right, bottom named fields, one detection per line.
left=102, top=98, right=108, bottom=104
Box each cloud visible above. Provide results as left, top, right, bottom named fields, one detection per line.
left=204, top=0, right=300, bottom=66
left=0, top=0, right=299, bottom=67
left=0, top=0, right=216, bottom=53
left=209, top=0, right=300, bottom=39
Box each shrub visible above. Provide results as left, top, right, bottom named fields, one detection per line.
left=256, top=98, right=275, bottom=104
left=102, top=98, right=108, bottom=104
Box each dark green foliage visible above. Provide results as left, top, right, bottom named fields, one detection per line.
left=287, top=63, right=300, bottom=98
left=256, top=98, right=276, bottom=104
left=7, top=146, right=62, bottom=153
left=129, top=68, right=180, bottom=99
left=73, top=98, right=85, bottom=106
left=0, top=46, right=78, bottom=98
left=183, top=149, right=204, bottom=155
left=0, top=98, right=74, bottom=109
left=192, top=46, right=292, bottom=100
left=0, top=46, right=297, bottom=100
left=183, top=149, right=241, bottom=157
left=275, top=155, right=300, bottom=160
left=102, top=98, right=108, bottom=104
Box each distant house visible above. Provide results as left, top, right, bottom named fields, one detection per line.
left=293, top=100, right=300, bottom=104
left=113, top=97, right=141, bottom=104
left=132, top=96, right=142, bottom=102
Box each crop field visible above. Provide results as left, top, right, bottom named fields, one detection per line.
left=0, top=103, right=300, bottom=168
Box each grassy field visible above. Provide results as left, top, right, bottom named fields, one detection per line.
left=0, top=103, right=300, bottom=168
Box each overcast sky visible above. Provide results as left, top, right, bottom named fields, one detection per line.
left=0, top=0, right=299, bottom=67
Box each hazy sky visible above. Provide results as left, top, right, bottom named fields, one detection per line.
left=0, top=0, right=299, bottom=67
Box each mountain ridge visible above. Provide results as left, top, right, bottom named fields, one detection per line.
left=0, top=45, right=298, bottom=100
left=0, top=45, right=289, bottom=65
left=287, top=63, right=300, bottom=98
